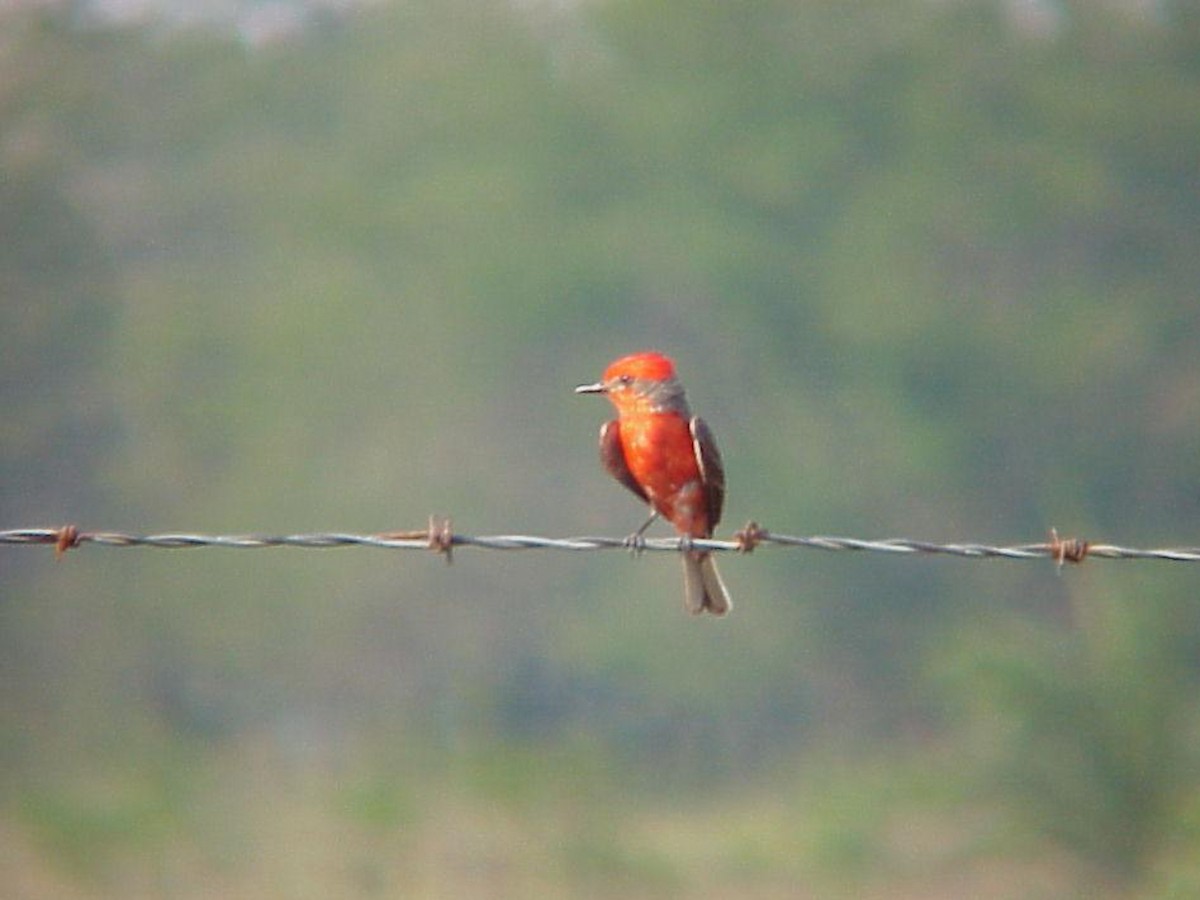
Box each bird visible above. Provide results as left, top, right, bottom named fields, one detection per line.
left=576, top=351, right=732, bottom=616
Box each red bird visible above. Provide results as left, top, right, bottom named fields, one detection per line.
left=576, top=351, right=732, bottom=616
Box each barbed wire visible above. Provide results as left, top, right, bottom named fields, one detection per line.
left=2, top=522, right=1199, bottom=566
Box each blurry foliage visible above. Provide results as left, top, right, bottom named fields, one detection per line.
left=3, top=0, right=1200, bottom=895
left=935, top=570, right=1200, bottom=884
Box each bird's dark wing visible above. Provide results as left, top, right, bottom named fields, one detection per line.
left=599, top=419, right=649, bottom=504
left=690, top=416, right=725, bottom=529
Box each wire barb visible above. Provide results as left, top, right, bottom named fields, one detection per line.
left=4, top=523, right=1200, bottom=565
left=735, top=521, right=766, bottom=553
left=1048, top=528, right=1090, bottom=569
left=428, top=515, right=454, bottom=564
left=375, top=515, right=455, bottom=564
left=54, top=524, right=81, bottom=558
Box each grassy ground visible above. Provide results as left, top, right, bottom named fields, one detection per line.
left=2, top=731, right=1123, bottom=899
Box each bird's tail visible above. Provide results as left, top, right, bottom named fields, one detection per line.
left=682, top=552, right=732, bottom=616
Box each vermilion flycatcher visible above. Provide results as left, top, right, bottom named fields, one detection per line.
left=576, top=351, right=732, bottom=616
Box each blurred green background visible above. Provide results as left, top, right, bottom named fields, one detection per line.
left=4, top=1, right=1200, bottom=896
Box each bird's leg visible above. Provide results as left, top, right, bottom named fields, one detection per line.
left=624, top=510, right=659, bottom=555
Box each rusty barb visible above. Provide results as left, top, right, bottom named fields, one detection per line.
left=54, top=523, right=82, bottom=558
left=3, top=522, right=1199, bottom=565
left=734, top=521, right=767, bottom=553
left=376, top=515, right=455, bottom=565
left=1047, top=527, right=1090, bottom=569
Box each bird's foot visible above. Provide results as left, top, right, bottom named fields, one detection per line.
left=622, top=531, right=647, bottom=556
left=622, top=510, right=659, bottom=556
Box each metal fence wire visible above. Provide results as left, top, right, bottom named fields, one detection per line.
left=4, top=522, right=1199, bottom=566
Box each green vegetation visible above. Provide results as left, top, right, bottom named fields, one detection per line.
left=3, top=1, right=1200, bottom=895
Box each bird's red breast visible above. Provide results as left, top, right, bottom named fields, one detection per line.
left=615, top=410, right=710, bottom=537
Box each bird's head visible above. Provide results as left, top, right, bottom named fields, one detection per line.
left=575, top=351, right=687, bottom=414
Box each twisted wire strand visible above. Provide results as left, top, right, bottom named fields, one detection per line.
left=3, top=524, right=1199, bottom=564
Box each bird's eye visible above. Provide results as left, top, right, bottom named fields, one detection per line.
left=617, top=374, right=634, bottom=386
